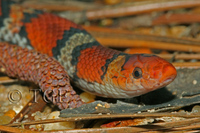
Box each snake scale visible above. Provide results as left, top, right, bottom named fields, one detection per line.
left=0, top=0, right=177, bottom=109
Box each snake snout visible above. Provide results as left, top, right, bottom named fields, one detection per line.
left=159, top=63, right=177, bottom=86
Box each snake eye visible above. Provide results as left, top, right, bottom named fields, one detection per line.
left=133, top=67, right=142, bottom=79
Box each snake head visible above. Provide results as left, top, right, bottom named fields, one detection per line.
left=106, top=54, right=177, bottom=98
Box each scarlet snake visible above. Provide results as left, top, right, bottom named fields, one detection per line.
left=0, top=0, right=177, bottom=109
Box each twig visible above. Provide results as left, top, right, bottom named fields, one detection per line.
left=0, top=76, right=18, bottom=84
left=153, top=13, right=200, bottom=25
left=22, top=0, right=101, bottom=11
left=173, top=62, right=200, bottom=68
left=157, top=54, right=200, bottom=60
left=6, top=112, right=200, bottom=127
left=0, top=125, right=39, bottom=133
left=172, top=122, right=200, bottom=132
left=83, top=26, right=200, bottom=52
left=83, top=25, right=200, bottom=45
left=86, top=0, right=200, bottom=20
left=44, top=117, right=200, bottom=133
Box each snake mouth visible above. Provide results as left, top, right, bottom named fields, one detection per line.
left=160, top=79, right=173, bottom=88
left=163, top=77, right=174, bottom=84
left=154, top=75, right=176, bottom=89
left=163, top=74, right=177, bottom=84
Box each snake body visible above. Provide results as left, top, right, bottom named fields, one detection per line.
left=0, top=0, right=177, bottom=108
left=0, top=42, right=84, bottom=109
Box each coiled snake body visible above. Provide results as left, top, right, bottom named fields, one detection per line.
left=0, top=0, right=177, bottom=109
